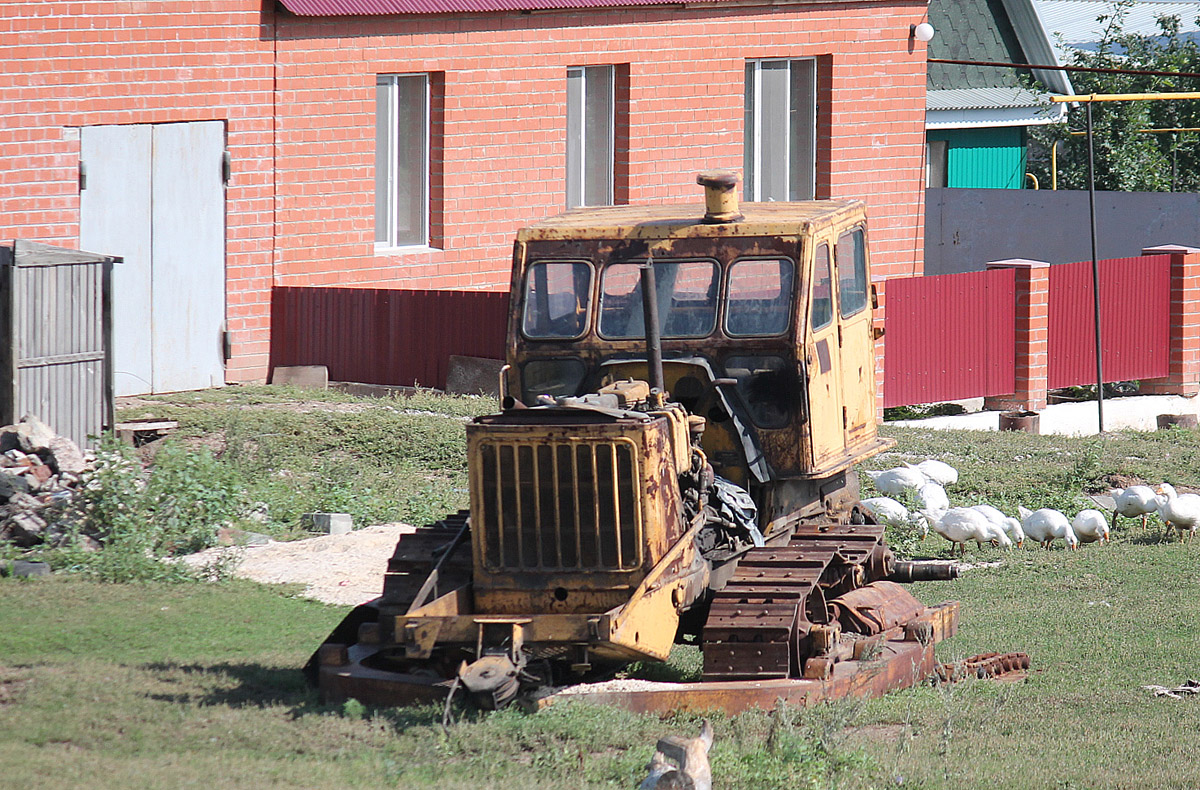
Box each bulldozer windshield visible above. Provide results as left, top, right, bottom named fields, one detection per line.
left=597, top=260, right=719, bottom=339
left=521, top=261, right=593, bottom=339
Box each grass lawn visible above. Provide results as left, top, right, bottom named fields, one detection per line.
left=3, top=387, right=1200, bottom=788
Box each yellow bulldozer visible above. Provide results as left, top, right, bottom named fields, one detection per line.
left=309, top=171, right=959, bottom=714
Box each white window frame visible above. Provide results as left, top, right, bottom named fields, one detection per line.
left=744, top=58, right=817, bottom=202
left=566, top=65, right=615, bottom=209
left=927, top=139, right=949, bottom=188
left=375, top=73, right=430, bottom=249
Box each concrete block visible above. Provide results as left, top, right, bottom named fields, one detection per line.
left=4, top=560, right=51, bottom=578
left=271, top=365, right=329, bottom=389
left=446, top=355, right=504, bottom=397
left=302, top=512, right=353, bottom=535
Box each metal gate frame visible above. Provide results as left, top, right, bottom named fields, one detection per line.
left=0, top=241, right=115, bottom=449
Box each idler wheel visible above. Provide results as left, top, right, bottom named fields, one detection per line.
left=458, top=654, right=521, bottom=710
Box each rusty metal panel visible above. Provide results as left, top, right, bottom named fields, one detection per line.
left=270, top=286, right=508, bottom=390
left=882, top=269, right=1016, bottom=408
left=1047, top=255, right=1170, bottom=390
left=0, top=242, right=114, bottom=449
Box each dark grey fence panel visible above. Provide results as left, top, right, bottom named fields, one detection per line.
left=925, top=188, right=1200, bottom=275
left=1, top=241, right=114, bottom=448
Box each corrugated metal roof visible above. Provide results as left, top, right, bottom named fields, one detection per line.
left=1033, top=0, right=1200, bottom=63
left=279, top=0, right=691, bottom=14
left=927, top=87, right=1049, bottom=111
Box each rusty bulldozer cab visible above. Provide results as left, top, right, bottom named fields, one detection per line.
left=312, top=172, right=959, bottom=713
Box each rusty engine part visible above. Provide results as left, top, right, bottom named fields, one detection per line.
left=309, top=171, right=962, bottom=713
left=933, top=652, right=1031, bottom=684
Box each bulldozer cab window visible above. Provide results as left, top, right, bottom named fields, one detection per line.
left=521, top=358, right=587, bottom=401
left=812, top=243, right=833, bottom=330
left=836, top=229, right=868, bottom=318
left=598, top=260, right=718, bottom=339
left=522, top=261, right=592, bottom=339
left=725, top=258, right=794, bottom=337
left=724, top=355, right=794, bottom=428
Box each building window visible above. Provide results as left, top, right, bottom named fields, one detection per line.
left=566, top=65, right=615, bottom=208
left=744, top=59, right=817, bottom=202
left=927, top=140, right=948, bottom=188
left=375, top=74, right=429, bottom=247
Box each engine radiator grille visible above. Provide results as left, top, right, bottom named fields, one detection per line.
left=476, top=439, right=642, bottom=571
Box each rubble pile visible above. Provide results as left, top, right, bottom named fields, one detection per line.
left=0, top=416, right=92, bottom=550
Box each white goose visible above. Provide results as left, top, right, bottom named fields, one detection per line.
left=1072, top=509, right=1110, bottom=544
left=916, top=481, right=950, bottom=513
left=1110, top=485, right=1161, bottom=531
left=970, top=504, right=1025, bottom=548
left=1019, top=506, right=1079, bottom=550
left=973, top=519, right=1013, bottom=550
left=861, top=497, right=914, bottom=529
left=907, top=459, right=959, bottom=487
left=865, top=467, right=926, bottom=498
left=1155, top=484, right=1200, bottom=542
left=918, top=507, right=995, bottom=557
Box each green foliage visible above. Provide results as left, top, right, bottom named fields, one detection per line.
left=48, top=439, right=243, bottom=582
left=883, top=402, right=967, bottom=421
left=1027, top=0, right=1200, bottom=191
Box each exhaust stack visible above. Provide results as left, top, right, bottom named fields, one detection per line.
left=697, top=170, right=743, bottom=224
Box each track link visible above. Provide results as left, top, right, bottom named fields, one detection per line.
left=700, top=521, right=890, bottom=681
left=380, top=509, right=472, bottom=608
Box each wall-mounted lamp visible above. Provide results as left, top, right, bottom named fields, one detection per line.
left=911, top=22, right=935, bottom=42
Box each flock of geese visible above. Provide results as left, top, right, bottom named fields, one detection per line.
left=862, top=461, right=1199, bottom=557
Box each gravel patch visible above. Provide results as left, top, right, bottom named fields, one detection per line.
left=180, top=523, right=417, bottom=606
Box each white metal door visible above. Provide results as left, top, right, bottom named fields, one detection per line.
left=79, top=121, right=226, bottom=395
left=79, top=125, right=153, bottom=396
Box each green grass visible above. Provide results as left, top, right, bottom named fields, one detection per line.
left=116, top=385, right=494, bottom=539
left=6, top=388, right=1200, bottom=787
left=0, top=578, right=856, bottom=789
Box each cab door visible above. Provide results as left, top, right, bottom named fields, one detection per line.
left=804, top=238, right=845, bottom=469
left=834, top=226, right=876, bottom=448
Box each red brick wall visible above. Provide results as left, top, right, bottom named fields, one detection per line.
left=1, top=0, right=929, bottom=384
left=274, top=2, right=930, bottom=292
left=0, top=1, right=275, bottom=381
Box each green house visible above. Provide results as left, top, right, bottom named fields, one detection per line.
left=925, top=0, right=1073, bottom=189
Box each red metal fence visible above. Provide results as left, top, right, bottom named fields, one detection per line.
left=882, top=269, right=1016, bottom=408
left=1047, top=256, right=1170, bottom=389
left=270, top=255, right=1174, bottom=404
left=269, top=286, right=509, bottom=390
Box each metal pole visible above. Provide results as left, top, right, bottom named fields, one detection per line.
left=1086, top=102, right=1105, bottom=433
left=639, top=257, right=665, bottom=394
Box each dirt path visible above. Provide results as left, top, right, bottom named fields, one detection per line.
left=180, top=523, right=417, bottom=606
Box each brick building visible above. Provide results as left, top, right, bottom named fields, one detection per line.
left=1, top=0, right=930, bottom=392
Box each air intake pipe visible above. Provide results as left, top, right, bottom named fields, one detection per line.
left=697, top=170, right=743, bottom=224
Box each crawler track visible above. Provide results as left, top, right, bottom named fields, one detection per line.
left=700, top=521, right=891, bottom=681
left=380, top=510, right=472, bottom=609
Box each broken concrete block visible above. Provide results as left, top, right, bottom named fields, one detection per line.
left=446, top=355, right=504, bottom=397
left=302, top=512, right=353, bottom=535
left=3, top=511, right=47, bottom=547
left=216, top=526, right=271, bottom=547
left=271, top=365, right=329, bottom=389
left=0, top=472, right=32, bottom=500
left=0, top=416, right=57, bottom=454
left=40, top=436, right=87, bottom=475
left=10, top=560, right=51, bottom=578
left=24, top=464, right=52, bottom=487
